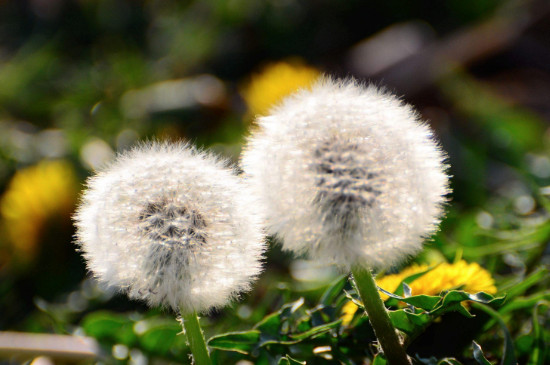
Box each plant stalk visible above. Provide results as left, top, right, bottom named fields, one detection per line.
left=181, top=310, right=212, bottom=365
left=351, top=266, right=411, bottom=365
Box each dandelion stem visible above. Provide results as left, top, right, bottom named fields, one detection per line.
left=351, top=266, right=411, bottom=365
left=181, top=310, right=212, bottom=365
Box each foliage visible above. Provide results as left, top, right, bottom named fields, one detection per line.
left=208, top=276, right=509, bottom=364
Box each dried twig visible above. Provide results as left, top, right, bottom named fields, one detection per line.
left=350, top=0, right=550, bottom=95
left=0, top=331, right=101, bottom=361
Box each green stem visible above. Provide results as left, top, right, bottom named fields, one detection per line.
left=181, top=310, right=212, bottom=365
left=351, top=266, right=411, bottom=365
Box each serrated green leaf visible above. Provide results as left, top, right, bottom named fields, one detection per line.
left=405, top=310, right=431, bottom=327
left=435, top=291, right=475, bottom=310
left=430, top=290, right=505, bottom=317
left=251, top=298, right=311, bottom=347
left=207, top=330, right=260, bottom=355
left=254, top=312, right=283, bottom=339
left=430, top=300, right=475, bottom=319
left=386, top=265, right=437, bottom=307
left=382, top=289, right=441, bottom=311
left=289, top=319, right=342, bottom=341
left=401, top=295, right=442, bottom=311
left=469, top=292, right=506, bottom=306
left=388, top=309, right=431, bottom=337
left=455, top=303, right=475, bottom=318
left=278, top=355, right=306, bottom=365
left=472, top=341, right=492, bottom=365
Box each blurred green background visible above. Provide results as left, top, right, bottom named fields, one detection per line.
left=0, top=0, right=549, bottom=364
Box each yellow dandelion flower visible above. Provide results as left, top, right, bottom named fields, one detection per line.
left=241, top=60, right=321, bottom=117
left=341, top=260, right=497, bottom=325
left=0, top=160, right=78, bottom=263
left=341, top=300, right=360, bottom=326
left=377, top=260, right=497, bottom=299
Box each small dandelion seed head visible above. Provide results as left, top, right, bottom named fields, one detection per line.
left=74, top=142, right=266, bottom=313
left=241, top=77, right=450, bottom=270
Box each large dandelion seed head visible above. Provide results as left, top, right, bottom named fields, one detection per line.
left=74, top=142, right=265, bottom=313
left=241, top=78, right=450, bottom=270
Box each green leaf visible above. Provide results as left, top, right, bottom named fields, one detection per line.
left=388, top=310, right=431, bottom=337
left=343, top=290, right=364, bottom=309
left=484, top=292, right=550, bottom=331
left=383, top=266, right=436, bottom=307
left=471, top=303, right=517, bottom=365
left=81, top=311, right=137, bottom=346
left=138, top=319, right=187, bottom=357
left=498, top=292, right=550, bottom=316
left=252, top=298, right=316, bottom=347
left=528, top=301, right=550, bottom=365
left=289, top=319, right=342, bottom=341
left=401, top=295, right=442, bottom=311
left=472, top=341, right=492, bottom=365
left=372, top=353, right=387, bottom=365
left=380, top=288, right=441, bottom=312
left=430, top=291, right=505, bottom=318
left=255, top=311, right=283, bottom=341
left=278, top=355, right=306, bottom=365
left=207, top=330, right=260, bottom=355
left=515, top=334, right=534, bottom=355
left=501, top=267, right=549, bottom=301
left=320, top=275, right=348, bottom=306
left=378, top=287, right=441, bottom=311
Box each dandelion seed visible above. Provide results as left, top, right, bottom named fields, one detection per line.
left=241, top=77, right=450, bottom=270
left=74, top=142, right=265, bottom=314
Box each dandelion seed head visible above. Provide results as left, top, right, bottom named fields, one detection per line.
left=241, top=78, right=450, bottom=270
left=74, top=142, right=265, bottom=313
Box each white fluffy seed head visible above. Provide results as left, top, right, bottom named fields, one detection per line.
left=241, top=78, right=450, bottom=271
left=74, top=142, right=265, bottom=314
